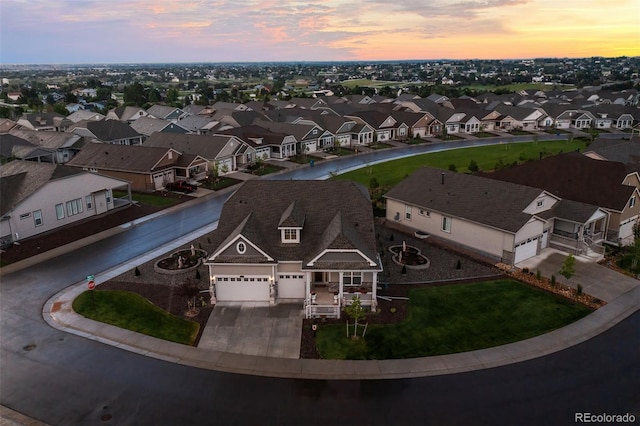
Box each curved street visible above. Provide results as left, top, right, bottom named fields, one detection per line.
left=2, top=136, right=639, bottom=425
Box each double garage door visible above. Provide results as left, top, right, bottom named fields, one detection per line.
left=216, top=276, right=270, bottom=302
left=514, top=236, right=539, bottom=264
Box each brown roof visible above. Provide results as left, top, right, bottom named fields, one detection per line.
left=207, top=180, right=380, bottom=270
left=67, top=143, right=176, bottom=173
left=482, top=152, right=635, bottom=212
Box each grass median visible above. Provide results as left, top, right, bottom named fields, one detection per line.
left=334, top=139, right=587, bottom=188
left=73, top=290, right=199, bottom=345
left=315, top=279, right=593, bottom=360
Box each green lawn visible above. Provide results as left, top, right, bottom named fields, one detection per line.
left=73, top=290, right=199, bottom=345
left=113, top=191, right=181, bottom=208
left=199, top=177, right=242, bottom=190
left=315, top=280, right=592, bottom=360
left=334, top=140, right=587, bottom=188
left=326, top=147, right=356, bottom=156
left=368, top=142, right=394, bottom=150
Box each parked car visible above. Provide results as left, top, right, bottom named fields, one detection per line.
left=166, top=180, right=197, bottom=193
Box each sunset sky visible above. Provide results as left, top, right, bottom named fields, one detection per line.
left=1, top=0, right=639, bottom=64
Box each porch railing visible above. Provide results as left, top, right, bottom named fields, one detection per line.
left=304, top=299, right=341, bottom=319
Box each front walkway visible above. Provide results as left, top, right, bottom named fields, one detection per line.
left=198, top=302, right=303, bottom=359
left=516, top=248, right=639, bottom=302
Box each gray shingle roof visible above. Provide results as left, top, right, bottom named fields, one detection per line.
left=385, top=167, right=544, bottom=233
left=0, top=161, right=84, bottom=216
left=208, top=180, right=380, bottom=270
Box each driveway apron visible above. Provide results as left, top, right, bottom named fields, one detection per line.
left=516, top=248, right=639, bottom=302
left=198, top=302, right=303, bottom=359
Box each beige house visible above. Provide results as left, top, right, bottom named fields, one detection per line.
left=385, top=167, right=609, bottom=264
left=205, top=180, right=382, bottom=319
left=0, top=161, right=131, bottom=247
left=485, top=153, right=640, bottom=246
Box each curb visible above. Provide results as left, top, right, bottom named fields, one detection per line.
left=44, top=276, right=640, bottom=380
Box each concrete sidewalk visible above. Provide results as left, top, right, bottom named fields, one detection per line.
left=45, top=267, right=640, bottom=380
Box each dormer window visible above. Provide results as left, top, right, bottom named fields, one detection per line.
left=281, top=228, right=300, bottom=243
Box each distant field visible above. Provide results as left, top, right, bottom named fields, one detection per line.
left=340, top=79, right=421, bottom=89
left=460, top=82, right=575, bottom=92
left=334, top=139, right=587, bottom=188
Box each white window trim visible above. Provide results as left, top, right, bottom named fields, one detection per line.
left=86, top=195, right=93, bottom=210
left=55, top=203, right=65, bottom=220
left=281, top=228, right=300, bottom=243
left=33, top=210, right=43, bottom=227
left=442, top=216, right=452, bottom=233
left=236, top=241, right=246, bottom=254
left=405, top=206, right=412, bottom=220
left=630, top=196, right=636, bottom=208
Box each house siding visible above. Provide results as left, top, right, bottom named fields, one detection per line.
left=386, top=199, right=513, bottom=261
left=4, top=173, right=126, bottom=242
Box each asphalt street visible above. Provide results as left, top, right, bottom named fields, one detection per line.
left=2, top=136, right=638, bottom=425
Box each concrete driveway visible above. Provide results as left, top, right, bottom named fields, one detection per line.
left=516, top=248, right=639, bottom=302
left=197, top=302, right=303, bottom=359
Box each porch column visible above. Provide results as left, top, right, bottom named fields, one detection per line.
left=305, top=273, right=311, bottom=302
left=371, top=271, right=378, bottom=311
left=338, top=271, right=344, bottom=301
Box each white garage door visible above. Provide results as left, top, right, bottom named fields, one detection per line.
left=618, top=218, right=637, bottom=242
left=216, top=276, right=270, bottom=302
left=277, top=274, right=306, bottom=299
left=514, top=237, right=538, bottom=264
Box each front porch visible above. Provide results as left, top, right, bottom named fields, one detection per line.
left=303, top=271, right=377, bottom=319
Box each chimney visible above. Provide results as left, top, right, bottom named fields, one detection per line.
left=441, top=172, right=445, bottom=184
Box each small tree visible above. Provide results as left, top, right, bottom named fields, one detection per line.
left=208, top=161, right=219, bottom=185
left=559, top=254, right=576, bottom=281
left=369, top=177, right=379, bottom=190
left=344, top=295, right=367, bottom=339
left=134, top=266, right=141, bottom=277
left=468, top=159, right=479, bottom=173
left=179, top=278, right=201, bottom=316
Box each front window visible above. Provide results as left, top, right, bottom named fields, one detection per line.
left=405, top=206, right=412, bottom=220
left=56, top=203, right=65, bottom=220
left=85, top=195, right=93, bottom=210
left=630, top=196, right=636, bottom=208
left=66, top=198, right=84, bottom=216
left=343, top=272, right=362, bottom=287
left=106, top=189, right=112, bottom=204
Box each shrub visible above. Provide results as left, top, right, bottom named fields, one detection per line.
left=455, top=259, right=461, bottom=270
left=390, top=307, right=397, bottom=314
left=536, top=270, right=541, bottom=280
left=551, top=275, right=556, bottom=286
left=401, top=265, right=407, bottom=275
left=195, top=269, right=201, bottom=280
left=448, top=164, right=457, bottom=172
left=577, top=284, right=583, bottom=296
left=369, top=177, right=380, bottom=189
left=390, top=234, right=394, bottom=242
left=468, top=159, right=479, bottom=172
left=134, top=267, right=141, bottom=277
